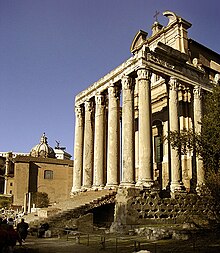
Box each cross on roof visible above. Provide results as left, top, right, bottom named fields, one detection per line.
left=153, top=10, right=160, bottom=22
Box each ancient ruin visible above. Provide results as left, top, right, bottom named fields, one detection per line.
left=70, top=10, right=220, bottom=231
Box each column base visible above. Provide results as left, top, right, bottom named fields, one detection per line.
left=136, top=180, right=154, bottom=189
left=105, top=184, right=119, bottom=190
left=119, top=182, right=135, bottom=188
left=81, top=185, right=93, bottom=192
left=70, top=186, right=81, bottom=195
left=92, top=185, right=105, bottom=191
left=170, top=181, right=186, bottom=193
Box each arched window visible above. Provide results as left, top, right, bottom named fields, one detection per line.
left=44, top=170, right=53, bottom=179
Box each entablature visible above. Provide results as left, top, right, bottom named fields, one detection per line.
left=75, top=43, right=212, bottom=106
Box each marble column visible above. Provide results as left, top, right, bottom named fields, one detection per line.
left=107, top=83, right=120, bottom=187
left=23, top=193, right=27, bottom=214
left=72, top=105, right=84, bottom=192
left=134, top=79, right=139, bottom=183
left=193, top=85, right=204, bottom=188
left=121, top=75, right=135, bottom=186
left=168, top=77, right=184, bottom=192
left=4, top=152, right=11, bottom=195
left=28, top=192, right=31, bottom=214
left=137, top=67, right=153, bottom=187
left=82, top=100, right=94, bottom=189
left=93, top=93, right=106, bottom=188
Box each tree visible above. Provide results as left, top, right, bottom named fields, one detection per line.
left=200, top=83, right=220, bottom=173
left=32, top=192, right=49, bottom=208
left=166, top=83, right=220, bottom=200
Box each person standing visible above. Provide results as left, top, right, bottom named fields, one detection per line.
left=17, top=218, right=29, bottom=242
left=0, top=219, right=9, bottom=253
left=7, top=225, right=22, bottom=253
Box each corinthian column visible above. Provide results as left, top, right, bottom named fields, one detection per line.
left=169, top=77, right=184, bottom=192
left=193, top=85, right=204, bottom=189
left=137, top=67, right=153, bottom=187
left=72, top=105, right=84, bottom=192
left=93, top=93, right=106, bottom=188
left=106, top=83, right=120, bottom=187
left=121, top=75, right=135, bottom=186
left=82, top=100, right=94, bottom=189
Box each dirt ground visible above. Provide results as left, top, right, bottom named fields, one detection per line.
left=13, top=232, right=220, bottom=253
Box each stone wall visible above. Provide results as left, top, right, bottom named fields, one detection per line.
left=113, top=187, right=219, bottom=229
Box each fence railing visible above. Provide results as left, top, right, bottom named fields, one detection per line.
left=32, top=227, right=220, bottom=253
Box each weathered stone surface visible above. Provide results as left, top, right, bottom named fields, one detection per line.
left=113, top=188, right=219, bottom=232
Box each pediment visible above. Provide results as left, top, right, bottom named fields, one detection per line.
left=130, top=30, right=148, bottom=54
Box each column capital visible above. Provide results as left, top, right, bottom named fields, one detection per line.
left=95, top=93, right=105, bottom=106
left=108, top=83, right=120, bottom=98
left=193, top=85, right=202, bottom=99
left=121, top=75, right=132, bottom=90
left=75, top=105, right=83, bottom=119
left=137, top=67, right=152, bottom=81
left=84, top=100, right=93, bottom=112
left=169, top=77, right=179, bottom=91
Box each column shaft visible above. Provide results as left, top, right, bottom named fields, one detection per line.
left=107, top=84, right=120, bottom=187
left=72, top=106, right=84, bottom=192
left=4, top=152, right=11, bottom=195
left=193, top=85, right=204, bottom=187
left=137, top=67, right=153, bottom=187
left=93, top=94, right=105, bottom=188
left=169, top=77, right=184, bottom=192
left=82, top=100, right=94, bottom=189
left=121, top=76, right=135, bottom=186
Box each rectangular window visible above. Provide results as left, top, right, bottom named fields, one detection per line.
left=44, top=170, right=53, bottom=179
left=154, top=136, right=163, bottom=163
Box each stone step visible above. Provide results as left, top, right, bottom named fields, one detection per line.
left=28, top=189, right=117, bottom=228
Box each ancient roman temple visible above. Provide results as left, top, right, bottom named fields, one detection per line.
left=71, top=11, right=220, bottom=196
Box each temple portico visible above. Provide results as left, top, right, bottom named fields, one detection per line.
left=71, top=11, right=219, bottom=194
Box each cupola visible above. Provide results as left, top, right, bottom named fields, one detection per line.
left=30, top=133, right=56, bottom=158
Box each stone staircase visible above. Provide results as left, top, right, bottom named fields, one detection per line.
left=52, top=189, right=116, bottom=211
left=29, top=189, right=117, bottom=232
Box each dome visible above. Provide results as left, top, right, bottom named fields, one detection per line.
left=30, top=133, right=56, bottom=158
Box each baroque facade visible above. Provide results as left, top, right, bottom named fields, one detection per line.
left=71, top=11, right=220, bottom=195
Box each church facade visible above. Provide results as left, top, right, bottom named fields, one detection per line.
left=1, top=134, right=73, bottom=210
left=71, top=11, right=220, bottom=195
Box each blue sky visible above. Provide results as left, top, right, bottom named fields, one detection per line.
left=0, top=0, right=219, bottom=156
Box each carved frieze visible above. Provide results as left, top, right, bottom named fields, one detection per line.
left=147, top=52, right=175, bottom=70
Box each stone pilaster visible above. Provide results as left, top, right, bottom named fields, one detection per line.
left=193, top=85, right=204, bottom=188
left=72, top=105, right=84, bottom=192
left=93, top=93, right=106, bottom=188
left=82, top=100, right=94, bottom=189
left=121, top=75, right=135, bottom=186
left=136, top=67, right=153, bottom=187
left=168, top=77, right=184, bottom=192
left=106, top=83, right=120, bottom=187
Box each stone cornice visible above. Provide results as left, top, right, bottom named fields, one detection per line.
left=75, top=44, right=212, bottom=105
left=75, top=55, right=138, bottom=106
left=13, top=155, right=73, bottom=166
